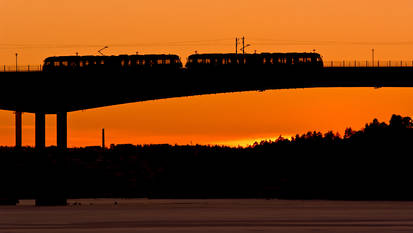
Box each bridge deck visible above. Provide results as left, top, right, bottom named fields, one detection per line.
left=0, top=67, right=412, bottom=113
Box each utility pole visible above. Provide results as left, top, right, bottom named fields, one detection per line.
left=372, top=48, right=375, bottom=67
left=15, top=53, right=18, bottom=72
left=238, top=37, right=251, bottom=55
left=242, top=37, right=245, bottom=55
left=235, top=38, right=238, bottom=54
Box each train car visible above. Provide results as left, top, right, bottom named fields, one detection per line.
left=185, top=53, right=323, bottom=70
left=43, top=54, right=183, bottom=72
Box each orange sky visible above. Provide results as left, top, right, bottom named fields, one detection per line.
left=0, top=1, right=413, bottom=147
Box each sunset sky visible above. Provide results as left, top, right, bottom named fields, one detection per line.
left=0, top=0, right=413, bottom=147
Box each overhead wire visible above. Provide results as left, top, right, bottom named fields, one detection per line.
left=248, top=38, right=413, bottom=46
left=0, top=38, right=234, bottom=50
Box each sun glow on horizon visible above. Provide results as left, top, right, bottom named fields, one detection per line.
left=0, top=88, right=410, bottom=147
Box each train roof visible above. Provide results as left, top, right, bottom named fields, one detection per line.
left=44, top=54, right=181, bottom=62
left=188, top=53, right=321, bottom=58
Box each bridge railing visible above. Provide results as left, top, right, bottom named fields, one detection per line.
left=0, top=65, right=43, bottom=72
left=1, top=62, right=413, bottom=71
left=324, top=60, right=413, bottom=68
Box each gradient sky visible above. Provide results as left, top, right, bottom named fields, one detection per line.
left=0, top=0, right=413, bottom=147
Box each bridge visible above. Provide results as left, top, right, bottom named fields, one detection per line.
left=1, top=64, right=413, bottom=149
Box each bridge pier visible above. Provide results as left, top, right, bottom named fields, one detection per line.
left=35, top=113, right=45, bottom=149
left=15, top=112, right=22, bottom=148
left=57, top=112, right=67, bottom=149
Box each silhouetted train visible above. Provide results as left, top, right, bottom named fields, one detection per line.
left=43, top=54, right=182, bottom=72
left=186, top=53, right=323, bottom=69
left=43, top=53, right=323, bottom=72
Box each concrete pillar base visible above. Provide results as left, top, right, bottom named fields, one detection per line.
left=57, top=112, right=67, bottom=149
left=35, top=113, right=45, bottom=149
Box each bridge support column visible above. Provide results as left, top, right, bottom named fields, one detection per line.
left=35, top=113, right=45, bottom=149
left=57, top=112, right=67, bottom=150
left=15, top=112, right=22, bottom=148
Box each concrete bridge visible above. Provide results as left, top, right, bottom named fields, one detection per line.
left=1, top=66, right=413, bottom=149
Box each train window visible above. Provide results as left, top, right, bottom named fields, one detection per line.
left=101, top=60, right=105, bottom=65
left=62, top=61, right=69, bottom=67
left=165, top=59, right=171, bottom=64
left=128, top=60, right=132, bottom=66
left=205, top=59, right=211, bottom=64
left=263, top=58, right=266, bottom=64
left=197, top=59, right=203, bottom=64
left=121, top=60, right=126, bottom=67
left=70, top=62, right=76, bottom=67
left=157, top=59, right=163, bottom=65
left=175, top=59, right=180, bottom=64
left=228, top=59, right=231, bottom=64
left=79, top=61, right=84, bottom=67
left=270, top=58, right=274, bottom=64
left=85, top=61, right=89, bottom=66
left=54, top=61, right=60, bottom=67
left=299, top=58, right=305, bottom=63
left=244, top=58, right=247, bottom=64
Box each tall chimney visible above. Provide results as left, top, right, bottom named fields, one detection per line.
left=15, top=111, right=22, bottom=148
left=102, top=128, right=105, bottom=149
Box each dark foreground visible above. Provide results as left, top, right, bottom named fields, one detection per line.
left=2, top=199, right=413, bottom=233
left=1, top=114, right=413, bottom=202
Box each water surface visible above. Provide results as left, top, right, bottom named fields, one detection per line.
left=2, top=199, right=413, bottom=233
